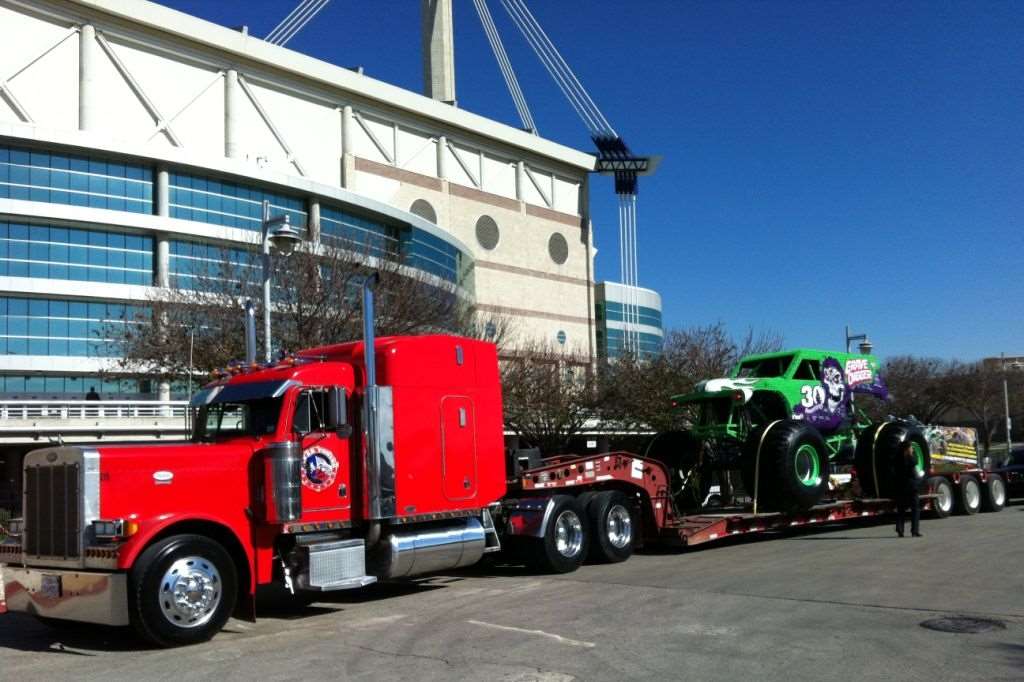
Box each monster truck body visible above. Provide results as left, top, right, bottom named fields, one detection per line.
left=660, top=349, right=928, bottom=512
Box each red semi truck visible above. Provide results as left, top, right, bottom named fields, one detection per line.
left=0, top=281, right=962, bottom=647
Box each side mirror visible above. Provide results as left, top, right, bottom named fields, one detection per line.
left=326, top=386, right=350, bottom=436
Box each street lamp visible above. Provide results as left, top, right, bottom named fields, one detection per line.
left=845, top=325, right=872, bottom=354
left=261, top=199, right=302, bottom=363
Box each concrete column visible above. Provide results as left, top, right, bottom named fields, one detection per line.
left=436, top=135, right=447, bottom=180
left=308, top=198, right=321, bottom=243
left=156, top=237, right=170, bottom=288
left=515, top=160, right=525, bottom=201
left=224, top=69, right=242, bottom=159
left=421, top=0, right=456, bottom=103
left=155, top=164, right=170, bottom=288
left=340, top=104, right=354, bottom=188
left=78, top=24, right=99, bottom=132
left=156, top=165, right=169, bottom=216
left=158, top=381, right=171, bottom=401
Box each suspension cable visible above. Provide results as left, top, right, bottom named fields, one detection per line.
left=472, top=0, right=537, bottom=133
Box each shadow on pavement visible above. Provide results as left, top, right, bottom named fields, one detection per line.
left=0, top=612, right=142, bottom=655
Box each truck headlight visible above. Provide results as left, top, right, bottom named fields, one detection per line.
left=92, top=519, right=125, bottom=540
left=6, top=518, right=23, bottom=538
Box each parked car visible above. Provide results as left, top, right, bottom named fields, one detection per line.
left=993, top=449, right=1024, bottom=499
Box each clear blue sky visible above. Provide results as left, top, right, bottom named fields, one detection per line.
left=158, top=0, right=1023, bottom=361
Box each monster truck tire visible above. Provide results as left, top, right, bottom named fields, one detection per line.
left=741, top=420, right=829, bottom=512
left=927, top=476, right=954, bottom=518
left=644, top=430, right=709, bottom=507
left=855, top=423, right=931, bottom=498
left=980, top=475, right=1006, bottom=513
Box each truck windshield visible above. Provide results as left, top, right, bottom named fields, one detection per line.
left=194, top=398, right=282, bottom=441
left=735, top=356, right=793, bottom=378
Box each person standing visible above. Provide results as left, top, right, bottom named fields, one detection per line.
left=894, top=440, right=923, bottom=537
left=85, top=386, right=101, bottom=401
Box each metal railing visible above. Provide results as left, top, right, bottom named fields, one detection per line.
left=0, top=400, right=189, bottom=421
left=0, top=400, right=192, bottom=439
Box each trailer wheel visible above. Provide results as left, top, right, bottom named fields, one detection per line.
left=128, top=534, right=238, bottom=647
left=529, top=495, right=589, bottom=574
left=741, top=420, right=828, bottom=512
left=587, top=491, right=634, bottom=563
left=928, top=476, right=954, bottom=518
left=956, top=476, right=982, bottom=515
left=981, top=475, right=1006, bottom=513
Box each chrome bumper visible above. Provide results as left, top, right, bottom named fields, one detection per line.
left=0, top=565, right=129, bottom=626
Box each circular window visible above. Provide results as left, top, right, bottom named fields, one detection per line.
left=410, top=199, right=437, bottom=224
left=548, top=233, right=569, bottom=265
left=476, top=215, right=500, bottom=250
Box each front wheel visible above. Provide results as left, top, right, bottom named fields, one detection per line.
left=528, top=495, right=589, bottom=574
left=586, top=491, right=635, bottom=563
left=741, top=420, right=829, bottom=512
left=129, top=534, right=238, bottom=647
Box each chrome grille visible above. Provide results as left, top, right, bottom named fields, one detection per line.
left=25, top=462, right=81, bottom=558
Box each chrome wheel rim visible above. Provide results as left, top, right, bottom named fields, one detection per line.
left=937, top=482, right=953, bottom=512
left=554, top=510, right=584, bottom=558
left=991, top=478, right=1006, bottom=506
left=606, top=504, right=633, bottom=549
left=965, top=480, right=980, bottom=509
left=159, top=556, right=222, bottom=628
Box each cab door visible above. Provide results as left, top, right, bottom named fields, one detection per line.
left=293, top=388, right=352, bottom=521
left=441, top=396, right=478, bottom=501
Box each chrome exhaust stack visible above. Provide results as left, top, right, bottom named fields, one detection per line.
left=362, top=274, right=396, bottom=520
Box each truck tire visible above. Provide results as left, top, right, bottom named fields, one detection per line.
left=855, top=423, right=931, bottom=498
left=956, top=476, right=982, bottom=515
left=586, top=491, right=634, bottom=563
left=928, top=476, right=954, bottom=518
left=741, top=420, right=829, bottom=512
left=528, top=495, right=589, bottom=574
left=128, top=534, right=238, bottom=647
left=980, top=475, right=1006, bottom=513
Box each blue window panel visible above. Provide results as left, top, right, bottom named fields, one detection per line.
left=8, top=261, right=28, bottom=277
left=28, top=339, right=48, bottom=355
left=8, top=338, right=27, bottom=354
left=29, top=263, right=48, bottom=278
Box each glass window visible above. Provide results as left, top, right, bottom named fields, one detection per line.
left=168, top=171, right=307, bottom=232
left=0, top=144, right=153, bottom=214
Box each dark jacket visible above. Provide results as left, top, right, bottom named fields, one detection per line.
left=892, top=451, right=920, bottom=495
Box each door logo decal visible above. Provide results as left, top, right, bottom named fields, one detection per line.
left=301, top=446, right=338, bottom=492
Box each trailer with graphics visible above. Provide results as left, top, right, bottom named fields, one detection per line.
left=0, top=284, right=1001, bottom=647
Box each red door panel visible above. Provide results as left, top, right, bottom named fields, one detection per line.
left=441, top=396, right=477, bottom=501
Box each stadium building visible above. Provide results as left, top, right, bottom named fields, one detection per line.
left=0, top=0, right=601, bottom=401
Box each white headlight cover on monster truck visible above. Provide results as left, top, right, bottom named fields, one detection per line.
left=697, top=377, right=757, bottom=402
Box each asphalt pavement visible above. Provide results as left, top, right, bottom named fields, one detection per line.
left=1, top=503, right=1022, bottom=682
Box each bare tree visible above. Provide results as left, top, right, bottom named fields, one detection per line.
left=115, top=241, right=504, bottom=382
left=501, top=340, right=598, bottom=455
left=866, top=355, right=955, bottom=424
left=944, top=360, right=1016, bottom=454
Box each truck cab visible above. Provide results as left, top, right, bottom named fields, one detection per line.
left=1, top=333, right=506, bottom=647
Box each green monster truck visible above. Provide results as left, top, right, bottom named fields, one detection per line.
left=648, top=349, right=931, bottom=512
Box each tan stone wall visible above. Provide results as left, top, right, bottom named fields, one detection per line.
left=352, top=158, right=595, bottom=356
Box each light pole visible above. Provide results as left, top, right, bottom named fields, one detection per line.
left=845, top=325, right=873, bottom=354
left=1002, top=352, right=1013, bottom=462
left=260, top=199, right=302, bottom=363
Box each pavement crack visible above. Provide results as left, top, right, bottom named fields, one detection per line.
left=349, top=643, right=453, bottom=667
